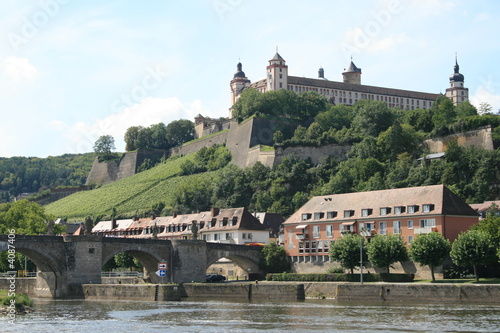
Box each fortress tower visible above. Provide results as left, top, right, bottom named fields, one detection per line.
left=445, top=56, right=469, bottom=105
left=230, top=62, right=251, bottom=107
left=342, top=58, right=362, bottom=85
left=266, top=51, right=288, bottom=91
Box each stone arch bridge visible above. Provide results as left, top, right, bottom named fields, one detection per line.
left=0, top=235, right=263, bottom=298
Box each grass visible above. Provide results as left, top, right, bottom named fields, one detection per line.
left=0, top=290, right=33, bottom=310
left=45, top=153, right=225, bottom=220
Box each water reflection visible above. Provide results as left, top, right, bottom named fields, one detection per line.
left=2, top=298, right=500, bottom=332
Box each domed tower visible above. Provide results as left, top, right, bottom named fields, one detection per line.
left=445, top=55, right=468, bottom=105
left=230, top=62, right=251, bottom=107
left=318, top=67, right=327, bottom=79
left=342, top=59, right=362, bottom=85
left=266, top=51, right=288, bottom=91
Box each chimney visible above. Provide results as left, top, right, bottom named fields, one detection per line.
left=111, top=219, right=117, bottom=230
left=211, top=207, right=220, bottom=217
left=173, top=213, right=177, bottom=218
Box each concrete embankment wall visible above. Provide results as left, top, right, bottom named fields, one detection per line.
left=180, top=283, right=305, bottom=300
left=303, top=282, right=500, bottom=303
left=68, top=284, right=181, bottom=301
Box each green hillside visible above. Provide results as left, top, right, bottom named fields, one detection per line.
left=45, top=153, right=221, bottom=220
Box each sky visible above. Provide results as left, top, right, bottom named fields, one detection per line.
left=0, top=0, right=499, bottom=158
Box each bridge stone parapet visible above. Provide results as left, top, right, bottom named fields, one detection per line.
left=0, top=235, right=263, bottom=298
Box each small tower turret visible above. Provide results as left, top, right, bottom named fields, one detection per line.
left=266, top=50, right=288, bottom=91
left=230, top=61, right=250, bottom=108
left=318, top=67, right=325, bottom=79
left=445, top=55, right=468, bottom=105
left=342, top=58, right=362, bottom=85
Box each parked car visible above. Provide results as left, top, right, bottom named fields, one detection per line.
left=206, top=274, right=226, bottom=282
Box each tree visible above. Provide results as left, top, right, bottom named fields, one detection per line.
left=0, top=199, right=63, bottom=235
left=377, top=122, right=424, bottom=160
left=431, top=95, right=456, bottom=129
left=124, top=126, right=142, bottom=151
left=470, top=213, right=500, bottom=246
left=329, top=234, right=366, bottom=274
left=479, top=102, right=493, bottom=115
left=351, top=100, right=395, bottom=137
left=450, top=230, right=497, bottom=282
left=260, top=243, right=290, bottom=273
left=367, top=235, right=408, bottom=274
left=165, top=119, right=194, bottom=147
left=409, top=232, right=451, bottom=282
left=93, top=135, right=117, bottom=161
left=455, top=101, right=478, bottom=119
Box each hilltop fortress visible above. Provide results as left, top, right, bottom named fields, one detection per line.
left=87, top=52, right=481, bottom=186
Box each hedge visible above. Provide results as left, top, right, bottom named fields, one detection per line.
left=266, top=272, right=414, bottom=282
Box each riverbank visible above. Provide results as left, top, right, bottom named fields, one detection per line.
left=3, top=278, right=500, bottom=303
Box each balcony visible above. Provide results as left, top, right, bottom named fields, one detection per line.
left=414, top=226, right=436, bottom=234
left=296, top=234, right=308, bottom=240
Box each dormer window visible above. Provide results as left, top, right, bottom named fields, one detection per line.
left=343, top=210, right=354, bottom=218
left=301, top=213, right=312, bottom=221
left=407, top=205, right=419, bottom=214
left=361, top=209, right=372, bottom=217
left=394, top=206, right=405, bottom=215
left=314, top=212, right=325, bottom=220
left=327, top=211, right=337, bottom=219
left=231, top=217, right=238, bottom=226
left=380, top=207, right=391, bottom=216
left=423, top=204, right=435, bottom=213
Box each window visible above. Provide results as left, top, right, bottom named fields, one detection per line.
left=311, top=241, right=317, bottom=253
left=407, top=220, right=414, bottom=229
left=299, top=242, right=304, bottom=253
left=379, top=222, right=387, bottom=235
left=394, top=206, right=405, bottom=215
left=232, top=217, right=238, bottom=226
left=248, top=233, right=253, bottom=240
left=242, top=233, right=247, bottom=239
left=313, top=225, right=320, bottom=238
left=380, top=207, right=391, bottom=216
left=327, top=211, right=337, bottom=219
left=420, top=219, right=436, bottom=228
left=317, top=240, right=323, bottom=253
left=214, top=234, right=219, bottom=241
left=326, top=225, right=333, bottom=238
left=314, top=212, right=325, bottom=220
left=365, top=223, right=374, bottom=231
left=423, top=204, right=435, bottom=213
left=203, top=234, right=207, bottom=240
left=361, top=209, right=372, bottom=217
left=408, top=235, right=414, bottom=243
left=302, top=213, right=312, bottom=221
left=323, top=241, right=330, bottom=252
left=393, top=221, right=401, bottom=234
left=407, top=205, right=418, bottom=214
left=343, top=210, right=354, bottom=218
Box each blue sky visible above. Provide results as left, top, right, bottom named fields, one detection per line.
left=1, top=0, right=499, bottom=157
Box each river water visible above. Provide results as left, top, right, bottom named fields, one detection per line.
left=2, top=298, right=500, bottom=332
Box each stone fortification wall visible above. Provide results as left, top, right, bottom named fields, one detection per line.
left=85, top=150, right=167, bottom=186
left=275, top=144, right=351, bottom=165
left=170, top=130, right=229, bottom=157
left=425, top=126, right=494, bottom=153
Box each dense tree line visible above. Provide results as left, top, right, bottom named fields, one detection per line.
left=0, top=153, right=95, bottom=200
left=168, top=94, right=500, bottom=217
left=124, top=119, right=194, bottom=151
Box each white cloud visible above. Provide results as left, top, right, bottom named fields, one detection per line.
left=0, top=56, right=38, bottom=83
left=470, top=86, right=500, bottom=113
left=51, top=97, right=207, bottom=154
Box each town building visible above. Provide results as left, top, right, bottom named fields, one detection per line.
left=282, top=185, right=479, bottom=263
left=470, top=200, right=500, bottom=219
left=92, top=207, right=278, bottom=245
left=230, top=52, right=468, bottom=114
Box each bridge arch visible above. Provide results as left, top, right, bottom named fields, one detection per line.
left=0, top=238, right=64, bottom=298
left=101, top=241, right=171, bottom=283
left=206, top=244, right=263, bottom=280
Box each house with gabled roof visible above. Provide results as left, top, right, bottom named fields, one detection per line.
left=283, top=184, right=479, bottom=263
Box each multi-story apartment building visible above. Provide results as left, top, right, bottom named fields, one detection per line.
left=282, top=185, right=479, bottom=263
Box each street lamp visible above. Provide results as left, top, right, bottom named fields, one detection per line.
left=359, top=236, right=363, bottom=284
